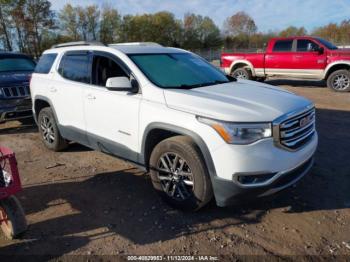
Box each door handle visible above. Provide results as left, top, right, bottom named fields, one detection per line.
left=86, top=94, right=96, bottom=100
left=267, top=55, right=275, bottom=59
left=294, top=55, right=303, bottom=58
left=50, top=87, right=57, bottom=93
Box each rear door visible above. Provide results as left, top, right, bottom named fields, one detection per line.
left=265, top=39, right=295, bottom=76
left=51, top=51, right=91, bottom=145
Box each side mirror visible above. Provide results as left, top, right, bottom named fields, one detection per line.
left=318, top=47, right=324, bottom=54
left=106, top=76, right=138, bottom=92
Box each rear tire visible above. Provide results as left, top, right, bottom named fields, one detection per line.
left=231, top=67, right=252, bottom=80
left=0, top=196, right=27, bottom=239
left=38, top=107, right=68, bottom=151
left=149, top=136, right=213, bottom=211
left=327, top=69, right=350, bottom=92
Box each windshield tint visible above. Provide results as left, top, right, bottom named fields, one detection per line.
left=129, top=53, right=231, bottom=89
left=0, top=57, right=36, bottom=73
left=315, top=37, right=338, bottom=50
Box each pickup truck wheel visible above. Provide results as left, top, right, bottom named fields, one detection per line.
left=327, top=70, right=350, bottom=92
left=38, top=107, right=68, bottom=151
left=232, top=68, right=252, bottom=80
left=149, top=136, right=213, bottom=211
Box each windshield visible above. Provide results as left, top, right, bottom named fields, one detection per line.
left=0, top=57, right=36, bottom=73
left=315, top=37, right=338, bottom=50
left=129, top=53, right=233, bottom=89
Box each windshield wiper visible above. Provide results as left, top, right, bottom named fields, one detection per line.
left=167, top=80, right=232, bottom=89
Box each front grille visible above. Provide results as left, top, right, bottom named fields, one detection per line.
left=276, top=108, right=315, bottom=150
left=1, top=85, right=30, bottom=98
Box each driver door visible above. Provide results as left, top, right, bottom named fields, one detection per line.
left=83, top=51, right=142, bottom=162
left=292, top=39, right=327, bottom=79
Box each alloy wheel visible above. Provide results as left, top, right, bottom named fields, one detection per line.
left=156, top=152, right=194, bottom=201
left=233, top=71, right=247, bottom=79
left=40, top=115, right=55, bottom=144
left=333, top=74, right=350, bottom=91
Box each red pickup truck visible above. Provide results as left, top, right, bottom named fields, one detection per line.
left=221, top=36, right=350, bottom=92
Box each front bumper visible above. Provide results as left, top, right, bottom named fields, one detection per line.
left=0, top=98, right=33, bottom=123
left=210, top=131, right=318, bottom=207
left=212, top=156, right=314, bottom=207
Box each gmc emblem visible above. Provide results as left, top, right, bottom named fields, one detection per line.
left=300, top=115, right=312, bottom=128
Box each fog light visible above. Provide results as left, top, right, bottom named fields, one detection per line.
left=236, top=173, right=276, bottom=185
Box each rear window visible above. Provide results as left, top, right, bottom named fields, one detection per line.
left=34, top=53, right=57, bottom=74
left=0, top=56, right=36, bottom=73
left=273, top=40, right=293, bottom=52
left=58, top=52, right=90, bottom=84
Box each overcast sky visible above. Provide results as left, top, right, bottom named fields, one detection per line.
left=50, top=0, right=350, bottom=32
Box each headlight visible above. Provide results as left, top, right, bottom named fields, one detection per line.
left=0, top=88, right=3, bottom=98
left=197, top=116, right=272, bottom=144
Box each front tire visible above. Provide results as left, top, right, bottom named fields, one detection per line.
left=149, top=136, right=213, bottom=211
left=231, top=67, right=252, bottom=80
left=327, top=69, right=350, bottom=92
left=0, top=196, right=27, bottom=239
left=38, top=107, right=68, bottom=151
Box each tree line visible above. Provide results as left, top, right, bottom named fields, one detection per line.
left=1, top=0, right=350, bottom=58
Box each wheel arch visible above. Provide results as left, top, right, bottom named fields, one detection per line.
left=324, top=61, right=350, bottom=79
left=230, top=60, right=256, bottom=76
left=141, top=123, right=217, bottom=179
left=33, top=95, right=59, bottom=124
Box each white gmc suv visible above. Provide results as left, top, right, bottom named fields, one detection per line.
left=30, top=42, right=318, bottom=211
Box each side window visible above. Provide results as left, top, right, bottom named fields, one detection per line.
left=34, top=53, right=57, bottom=74
left=273, top=40, right=293, bottom=52
left=58, top=52, right=90, bottom=84
left=91, top=55, right=128, bottom=87
left=297, top=40, right=319, bottom=52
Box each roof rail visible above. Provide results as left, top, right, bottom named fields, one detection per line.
left=109, top=42, right=163, bottom=47
left=51, top=41, right=106, bottom=49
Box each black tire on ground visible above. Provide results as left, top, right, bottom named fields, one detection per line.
left=38, top=107, right=68, bottom=151
left=326, top=69, right=350, bottom=92
left=149, top=136, right=213, bottom=211
left=0, top=196, right=27, bottom=239
left=231, top=67, right=253, bottom=80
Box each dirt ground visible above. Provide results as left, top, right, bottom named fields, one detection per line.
left=0, top=79, right=349, bottom=260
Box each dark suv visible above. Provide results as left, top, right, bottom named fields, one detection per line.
left=0, top=52, right=36, bottom=124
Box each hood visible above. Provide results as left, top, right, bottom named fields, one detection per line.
left=0, top=72, right=32, bottom=87
left=163, top=80, right=312, bottom=122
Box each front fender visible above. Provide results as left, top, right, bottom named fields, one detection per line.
left=324, top=61, right=350, bottom=79
left=140, top=122, right=217, bottom=179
